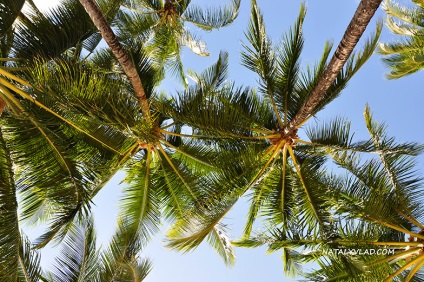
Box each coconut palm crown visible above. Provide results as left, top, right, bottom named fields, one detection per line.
left=1, top=0, right=240, bottom=273
left=158, top=0, right=383, bottom=255
left=235, top=106, right=424, bottom=281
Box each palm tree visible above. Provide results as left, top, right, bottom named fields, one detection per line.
left=379, top=0, right=424, bottom=79
left=1, top=0, right=141, bottom=249
left=2, top=0, right=238, bottom=266
left=234, top=106, right=424, bottom=281
left=282, top=0, right=382, bottom=134
left=160, top=0, right=384, bottom=255
left=0, top=1, right=215, bottom=278
left=115, top=0, right=241, bottom=85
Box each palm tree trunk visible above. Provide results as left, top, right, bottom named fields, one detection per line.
left=0, top=97, right=6, bottom=116
left=78, top=0, right=151, bottom=118
left=283, top=0, right=382, bottom=134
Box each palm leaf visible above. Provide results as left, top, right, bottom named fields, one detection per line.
left=0, top=127, right=20, bottom=280
left=0, top=0, right=25, bottom=38
left=119, top=148, right=161, bottom=246
left=99, top=218, right=152, bottom=282
left=17, top=236, right=44, bottom=282
left=49, top=217, right=99, bottom=282
left=182, top=0, right=240, bottom=30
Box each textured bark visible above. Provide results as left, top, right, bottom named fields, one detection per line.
left=79, top=0, right=151, bottom=118
left=283, top=0, right=382, bottom=134
left=0, top=97, right=6, bottom=116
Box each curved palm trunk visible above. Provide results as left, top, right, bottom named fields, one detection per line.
left=78, top=0, right=151, bottom=118
left=283, top=0, right=382, bottom=134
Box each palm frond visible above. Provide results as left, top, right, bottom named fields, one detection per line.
left=187, top=50, right=228, bottom=91
left=383, top=0, right=424, bottom=27
left=0, top=0, right=25, bottom=38
left=119, top=148, right=161, bottom=246
left=99, top=218, right=152, bottom=281
left=0, top=127, right=20, bottom=280
left=157, top=53, right=273, bottom=138
left=181, top=30, right=209, bottom=56
left=305, top=117, right=353, bottom=149
left=13, top=0, right=95, bottom=60
left=380, top=0, right=424, bottom=78
left=273, top=4, right=306, bottom=124
left=241, top=0, right=278, bottom=123
left=166, top=203, right=237, bottom=266
left=17, top=235, right=44, bottom=282
left=182, top=0, right=240, bottom=30
left=378, top=34, right=424, bottom=79
left=165, top=148, right=261, bottom=265
left=115, top=9, right=157, bottom=44
left=50, top=217, right=99, bottom=282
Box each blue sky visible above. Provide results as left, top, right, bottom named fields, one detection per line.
left=25, top=0, right=424, bottom=281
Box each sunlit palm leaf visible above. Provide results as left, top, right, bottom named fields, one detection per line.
left=119, top=148, right=161, bottom=246
left=379, top=0, right=424, bottom=78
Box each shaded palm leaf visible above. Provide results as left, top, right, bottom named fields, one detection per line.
left=0, top=127, right=20, bottom=280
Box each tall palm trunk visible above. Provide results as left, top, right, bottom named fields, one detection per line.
left=78, top=0, right=151, bottom=118
left=283, top=0, right=382, bottom=134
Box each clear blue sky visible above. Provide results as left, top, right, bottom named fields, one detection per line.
left=25, top=0, right=424, bottom=281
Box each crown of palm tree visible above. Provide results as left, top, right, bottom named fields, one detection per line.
left=234, top=106, right=424, bottom=281
left=160, top=0, right=383, bottom=262
left=1, top=0, right=231, bottom=276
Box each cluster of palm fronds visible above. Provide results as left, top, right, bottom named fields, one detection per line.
left=1, top=0, right=424, bottom=281
left=379, top=0, right=424, bottom=78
